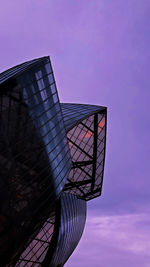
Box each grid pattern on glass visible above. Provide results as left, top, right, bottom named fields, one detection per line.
left=64, top=110, right=107, bottom=201
left=61, top=103, right=104, bottom=131
left=0, top=57, right=107, bottom=266
left=18, top=59, right=72, bottom=195
left=0, top=85, right=51, bottom=266
left=0, top=58, right=72, bottom=265
left=49, top=193, right=86, bottom=267
left=15, top=214, right=55, bottom=267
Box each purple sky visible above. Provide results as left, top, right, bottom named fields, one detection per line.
left=0, top=0, right=150, bottom=266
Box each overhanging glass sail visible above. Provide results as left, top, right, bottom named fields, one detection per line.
left=61, top=103, right=107, bottom=200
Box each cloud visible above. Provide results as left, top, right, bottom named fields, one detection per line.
left=65, top=213, right=150, bottom=267
left=88, top=213, right=150, bottom=255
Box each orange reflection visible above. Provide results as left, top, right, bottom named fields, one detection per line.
left=98, top=117, right=105, bottom=133
left=84, top=130, right=93, bottom=138
left=69, top=141, right=73, bottom=149
left=78, top=130, right=93, bottom=140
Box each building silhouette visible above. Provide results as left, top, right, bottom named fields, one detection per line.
left=0, top=56, right=107, bottom=266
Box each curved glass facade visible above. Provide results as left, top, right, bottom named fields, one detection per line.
left=0, top=57, right=71, bottom=265
left=42, top=193, right=86, bottom=267
left=13, top=193, right=86, bottom=267
left=0, top=57, right=107, bottom=267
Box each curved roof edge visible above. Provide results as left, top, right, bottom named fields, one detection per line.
left=61, top=102, right=107, bottom=131
left=0, top=56, right=49, bottom=86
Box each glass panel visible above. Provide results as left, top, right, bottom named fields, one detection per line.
left=63, top=108, right=106, bottom=200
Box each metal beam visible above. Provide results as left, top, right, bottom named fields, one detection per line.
left=41, top=200, right=61, bottom=267
left=64, top=178, right=85, bottom=195
left=77, top=166, right=92, bottom=179
left=80, top=122, right=94, bottom=133
left=82, top=188, right=100, bottom=198
left=72, top=160, right=93, bottom=168
left=65, top=179, right=92, bottom=189
left=68, top=138, right=93, bottom=159
left=91, top=113, right=98, bottom=191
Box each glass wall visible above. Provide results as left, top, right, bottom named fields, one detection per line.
left=62, top=103, right=107, bottom=200
left=0, top=57, right=72, bottom=266
left=0, top=58, right=107, bottom=266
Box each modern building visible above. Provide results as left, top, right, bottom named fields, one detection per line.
left=0, top=56, right=107, bottom=266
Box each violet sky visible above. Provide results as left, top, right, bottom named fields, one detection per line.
left=0, top=0, right=150, bottom=266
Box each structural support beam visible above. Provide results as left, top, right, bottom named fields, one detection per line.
left=82, top=188, right=101, bottom=198
left=72, top=160, right=93, bottom=168
left=68, top=138, right=93, bottom=160
left=65, top=179, right=92, bottom=189
left=80, top=122, right=94, bottom=133
left=65, top=178, right=85, bottom=195
left=41, top=201, right=61, bottom=267
left=91, top=113, right=98, bottom=191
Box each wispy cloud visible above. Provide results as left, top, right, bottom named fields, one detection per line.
left=65, top=213, right=150, bottom=267
left=88, top=213, right=150, bottom=255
